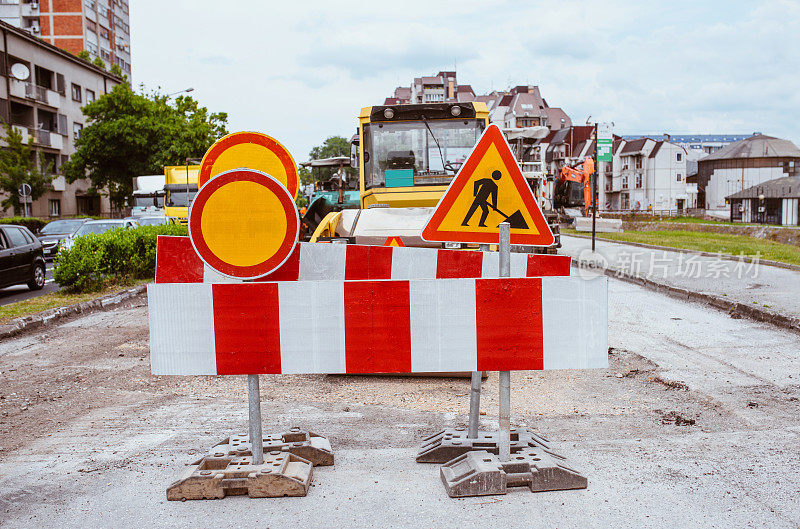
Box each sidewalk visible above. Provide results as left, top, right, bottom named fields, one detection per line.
left=560, top=235, right=800, bottom=326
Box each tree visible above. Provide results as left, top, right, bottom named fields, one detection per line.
left=92, top=57, right=106, bottom=69
left=63, top=82, right=228, bottom=208
left=309, top=136, right=350, bottom=160
left=0, top=124, right=53, bottom=215
left=307, top=135, right=354, bottom=181
left=77, top=50, right=91, bottom=61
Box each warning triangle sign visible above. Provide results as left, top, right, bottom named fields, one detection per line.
left=384, top=236, right=405, bottom=247
left=421, top=124, right=555, bottom=246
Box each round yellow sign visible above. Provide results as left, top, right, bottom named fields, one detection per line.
left=198, top=132, right=299, bottom=198
left=189, top=169, right=299, bottom=279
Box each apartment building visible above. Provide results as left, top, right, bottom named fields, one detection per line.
left=606, top=138, right=692, bottom=212
left=386, top=77, right=571, bottom=134
left=0, top=19, right=122, bottom=217
left=0, top=0, right=130, bottom=74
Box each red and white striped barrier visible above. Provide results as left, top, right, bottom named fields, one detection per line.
left=155, top=236, right=571, bottom=284
left=148, top=276, right=607, bottom=375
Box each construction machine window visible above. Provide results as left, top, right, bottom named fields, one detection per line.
left=363, top=120, right=483, bottom=189
left=166, top=191, right=196, bottom=207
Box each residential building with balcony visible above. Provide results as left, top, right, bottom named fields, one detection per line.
left=0, top=19, right=121, bottom=217
left=0, top=0, right=130, bottom=75
left=607, top=138, right=692, bottom=212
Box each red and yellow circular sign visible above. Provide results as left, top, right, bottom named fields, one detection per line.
left=189, top=169, right=299, bottom=279
left=198, top=132, right=299, bottom=198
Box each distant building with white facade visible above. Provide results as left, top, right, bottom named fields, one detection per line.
left=696, top=134, right=800, bottom=212
left=605, top=138, right=692, bottom=212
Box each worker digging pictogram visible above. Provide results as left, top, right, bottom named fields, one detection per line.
left=148, top=127, right=608, bottom=500
left=461, top=169, right=529, bottom=229
left=422, top=123, right=555, bottom=246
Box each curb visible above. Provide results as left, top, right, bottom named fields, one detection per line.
left=570, top=259, right=800, bottom=335
left=565, top=232, right=800, bottom=272
left=0, top=284, right=147, bottom=340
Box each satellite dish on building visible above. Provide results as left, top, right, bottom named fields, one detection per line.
left=11, top=63, right=30, bottom=81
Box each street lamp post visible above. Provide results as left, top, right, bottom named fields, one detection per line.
left=165, top=87, right=194, bottom=98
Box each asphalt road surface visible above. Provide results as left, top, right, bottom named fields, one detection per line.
left=0, top=276, right=798, bottom=528
left=0, top=264, right=59, bottom=307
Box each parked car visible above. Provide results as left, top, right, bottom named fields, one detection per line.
left=132, top=216, right=169, bottom=226
left=0, top=225, right=46, bottom=291
left=36, top=218, right=89, bottom=259
left=60, top=219, right=139, bottom=251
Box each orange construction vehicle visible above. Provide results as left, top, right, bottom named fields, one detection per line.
left=555, top=156, right=595, bottom=215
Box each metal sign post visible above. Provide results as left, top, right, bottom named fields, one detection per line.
left=468, top=243, right=491, bottom=439
left=247, top=374, right=264, bottom=465
left=498, top=222, right=511, bottom=461
left=18, top=183, right=31, bottom=218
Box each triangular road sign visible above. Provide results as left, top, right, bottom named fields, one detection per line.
left=421, top=124, right=554, bottom=246
left=384, top=236, right=405, bottom=247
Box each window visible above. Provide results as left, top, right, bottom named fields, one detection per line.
left=85, top=0, right=96, bottom=8
left=85, top=89, right=95, bottom=103
left=676, top=173, right=682, bottom=182
left=635, top=157, right=642, bottom=169
left=622, top=176, right=628, bottom=188
left=71, top=83, right=81, bottom=102
left=100, top=48, right=111, bottom=60
left=635, top=174, right=642, bottom=188
left=86, top=19, right=96, bottom=32
left=73, top=122, right=83, bottom=140
left=677, top=152, right=682, bottom=162
left=5, top=227, right=29, bottom=247
left=99, top=26, right=109, bottom=39
left=49, top=199, right=60, bottom=217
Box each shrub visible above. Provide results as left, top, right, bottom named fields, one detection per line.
left=0, top=216, right=49, bottom=233
left=54, top=224, right=188, bottom=292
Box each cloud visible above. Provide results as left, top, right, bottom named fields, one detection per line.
left=130, top=0, right=800, bottom=159
left=196, top=55, right=234, bottom=66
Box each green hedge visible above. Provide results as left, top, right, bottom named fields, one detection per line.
left=0, top=216, right=50, bottom=233
left=53, top=224, right=188, bottom=292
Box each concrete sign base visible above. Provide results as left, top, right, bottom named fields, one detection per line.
left=210, top=428, right=334, bottom=466
left=416, top=427, right=550, bottom=463
left=440, top=448, right=587, bottom=498
left=167, top=451, right=313, bottom=500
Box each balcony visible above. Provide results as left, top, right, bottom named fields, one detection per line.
left=31, top=130, right=63, bottom=150
left=51, top=176, right=66, bottom=192
left=10, top=79, right=59, bottom=107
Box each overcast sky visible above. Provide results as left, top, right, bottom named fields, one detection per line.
left=130, top=0, right=800, bottom=160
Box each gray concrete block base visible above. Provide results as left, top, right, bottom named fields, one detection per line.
left=416, top=427, right=550, bottom=463
left=211, top=427, right=334, bottom=466
left=440, top=449, right=587, bottom=498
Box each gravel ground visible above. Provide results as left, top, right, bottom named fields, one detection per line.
left=0, top=277, right=798, bottom=528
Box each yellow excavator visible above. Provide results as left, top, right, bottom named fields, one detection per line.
left=308, top=101, right=559, bottom=250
